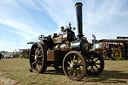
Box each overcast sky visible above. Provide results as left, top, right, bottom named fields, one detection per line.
left=0, top=0, right=128, bottom=52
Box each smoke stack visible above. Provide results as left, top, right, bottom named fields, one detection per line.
left=75, top=2, right=84, bottom=39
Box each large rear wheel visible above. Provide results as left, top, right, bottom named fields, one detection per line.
left=29, top=42, right=47, bottom=73
left=63, top=51, right=87, bottom=81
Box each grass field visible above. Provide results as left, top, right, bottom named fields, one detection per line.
left=0, top=59, right=128, bottom=85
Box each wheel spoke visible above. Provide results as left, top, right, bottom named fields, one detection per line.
left=87, top=65, right=89, bottom=68
left=67, top=66, right=71, bottom=69
left=38, top=59, right=42, bottom=64
left=90, top=66, right=93, bottom=72
left=38, top=54, right=43, bottom=58
left=94, top=58, right=99, bottom=62
left=38, top=48, right=42, bottom=55
left=73, top=70, right=76, bottom=76
left=73, top=55, right=76, bottom=62
left=68, top=68, right=72, bottom=74
left=34, top=60, right=39, bottom=70
left=95, top=63, right=101, bottom=65
left=69, top=56, right=73, bottom=63
left=74, top=69, right=80, bottom=75
left=86, top=59, right=90, bottom=62
left=77, top=57, right=80, bottom=63
left=36, top=59, right=43, bottom=70
left=67, top=61, right=71, bottom=65
left=35, top=48, right=39, bottom=54
left=94, top=64, right=99, bottom=69
left=36, top=63, right=41, bottom=70
left=32, top=60, right=37, bottom=65
left=92, top=66, right=95, bottom=73
left=76, top=62, right=83, bottom=66
left=77, top=66, right=81, bottom=70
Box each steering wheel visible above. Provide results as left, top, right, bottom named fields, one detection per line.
left=38, top=35, right=44, bottom=40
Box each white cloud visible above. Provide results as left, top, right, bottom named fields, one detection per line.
left=0, top=0, right=128, bottom=52
left=82, top=0, right=128, bottom=39
left=0, top=0, right=45, bottom=51
left=0, top=16, right=38, bottom=40
left=36, top=0, right=76, bottom=32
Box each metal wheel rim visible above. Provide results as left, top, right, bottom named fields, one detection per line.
left=63, top=52, right=86, bottom=80
left=30, top=43, right=44, bottom=73
left=113, top=48, right=122, bottom=60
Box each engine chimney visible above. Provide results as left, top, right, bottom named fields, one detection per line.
left=75, top=2, right=84, bottom=39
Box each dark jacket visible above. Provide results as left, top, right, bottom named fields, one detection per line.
left=0, top=53, right=2, bottom=59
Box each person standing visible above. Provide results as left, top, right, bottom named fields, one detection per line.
left=0, top=53, right=3, bottom=59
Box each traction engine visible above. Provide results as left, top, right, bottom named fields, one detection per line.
left=29, top=2, right=104, bottom=81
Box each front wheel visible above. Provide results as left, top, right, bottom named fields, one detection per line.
left=63, top=51, right=87, bottom=81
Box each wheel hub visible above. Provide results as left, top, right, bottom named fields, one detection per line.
left=35, top=55, right=38, bottom=60
left=90, top=61, right=95, bottom=66
left=70, top=63, right=75, bottom=68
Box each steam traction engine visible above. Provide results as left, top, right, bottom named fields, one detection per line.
left=29, top=2, right=104, bottom=81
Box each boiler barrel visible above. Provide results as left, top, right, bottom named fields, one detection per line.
left=71, top=39, right=89, bottom=53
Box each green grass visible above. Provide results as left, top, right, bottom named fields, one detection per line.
left=0, top=59, right=128, bottom=85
